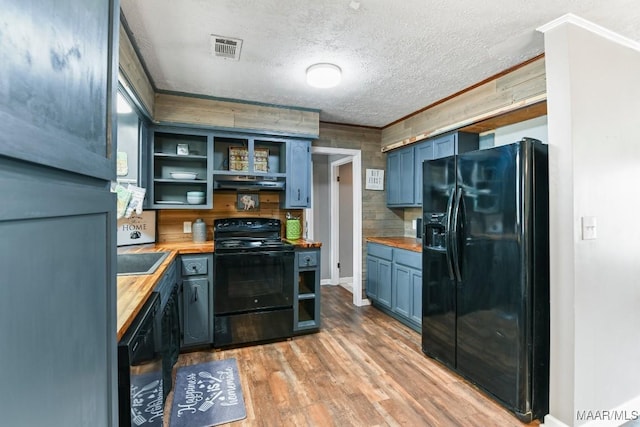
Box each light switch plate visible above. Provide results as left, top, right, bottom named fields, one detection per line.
left=183, top=221, right=192, bottom=233
left=582, top=216, right=597, bottom=240
left=412, top=219, right=417, bottom=230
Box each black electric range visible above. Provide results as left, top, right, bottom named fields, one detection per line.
left=212, top=218, right=295, bottom=347
left=213, top=217, right=294, bottom=253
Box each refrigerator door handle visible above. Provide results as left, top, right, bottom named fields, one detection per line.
left=444, top=188, right=456, bottom=280
left=451, top=186, right=463, bottom=282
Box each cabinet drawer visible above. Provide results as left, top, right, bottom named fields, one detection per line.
left=394, top=248, right=421, bottom=270
left=367, top=243, right=393, bottom=261
left=181, top=255, right=208, bottom=276
left=298, top=251, right=318, bottom=268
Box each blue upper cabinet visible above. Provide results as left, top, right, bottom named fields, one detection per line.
left=432, top=131, right=479, bottom=160
left=148, top=126, right=312, bottom=209
left=414, top=140, right=434, bottom=205
left=386, top=131, right=478, bottom=207
left=283, top=139, right=311, bottom=208
left=386, top=145, right=415, bottom=206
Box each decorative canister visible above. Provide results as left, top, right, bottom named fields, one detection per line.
left=286, top=218, right=301, bottom=240
left=192, top=218, right=207, bottom=243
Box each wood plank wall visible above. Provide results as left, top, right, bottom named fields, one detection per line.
left=154, top=93, right=320, bottom=137
left=156, top=191, right=304, bottom=243
left=314, top=123, right=399, bottom=298
left=315, top=123, right=400, bottom=240
left=381, top=56, right=547, bottom=150
left=118, top=23, right=155, bottom=116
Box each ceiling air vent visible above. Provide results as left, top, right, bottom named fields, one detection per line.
left=210, top=35, right=243, bottom=61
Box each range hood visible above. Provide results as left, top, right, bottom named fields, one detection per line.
left=213, top=174, right=285, bottom=191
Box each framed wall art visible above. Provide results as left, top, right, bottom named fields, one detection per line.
left=237, top=193, right=259, bottom=211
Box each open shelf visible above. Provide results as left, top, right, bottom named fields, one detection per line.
left=294, top=248, right=321, bottom=333
left=151, top=129, right=212, bottom=209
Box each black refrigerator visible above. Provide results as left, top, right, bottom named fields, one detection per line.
left=421, top=139, right=549, bottom=422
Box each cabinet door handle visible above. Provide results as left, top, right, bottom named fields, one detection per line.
left=193, top=288, right=199, bottom=302
left=297, top=189, right=301, bottom=199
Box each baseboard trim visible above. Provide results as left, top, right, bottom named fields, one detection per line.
left=338, top=276, right=353, bottom=292
left=541, top=415, right=570, bottom=427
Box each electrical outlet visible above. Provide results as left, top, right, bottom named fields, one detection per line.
left=183, top=221, right=192, bottom=233
left=412, top=219, right=417, bottom=230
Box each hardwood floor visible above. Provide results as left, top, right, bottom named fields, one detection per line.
left=165, top=286, right=541, bottom=426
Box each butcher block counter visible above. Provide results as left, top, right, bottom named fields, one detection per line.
left=283, top=237, right=322, bottom=248
left=116, top=238, right=322, bottom=341
left=116, top=241, right=214, bottom=341
left=366, top=236, right=422, bottom=253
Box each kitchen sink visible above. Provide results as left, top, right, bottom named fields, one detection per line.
left=117, top=252, right=170, bottom=276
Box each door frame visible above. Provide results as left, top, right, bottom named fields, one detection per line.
left=307, top=146, right=367, bottom=307
left=330, top=156, right=352, bottom=291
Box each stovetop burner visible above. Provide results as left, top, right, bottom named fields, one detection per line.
left=217, top=239, right=286, bottom=248
left=214, top=218, right=293, bottom=253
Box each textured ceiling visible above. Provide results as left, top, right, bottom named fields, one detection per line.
left=120, top=0, right=640, bottom=128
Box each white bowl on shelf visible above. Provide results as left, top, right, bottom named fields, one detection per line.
left=170, top=172, right=197, bottom=180
left=186, top=191, right=205, bottom=204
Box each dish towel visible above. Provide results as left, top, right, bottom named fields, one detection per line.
left=113, top=183, right=132, bottom=219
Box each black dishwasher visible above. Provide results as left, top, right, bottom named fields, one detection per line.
left=118, top=292, right=164, bottom=427
left=161, top=283, right=180, bottom=401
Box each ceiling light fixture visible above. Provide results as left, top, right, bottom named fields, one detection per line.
left=306, top=63, right=342, bottom=88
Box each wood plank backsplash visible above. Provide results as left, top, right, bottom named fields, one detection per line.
left=156, top=191, right=304, bottom=243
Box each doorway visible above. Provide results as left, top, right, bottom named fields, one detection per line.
left=306, top=147, right=367, bottom=307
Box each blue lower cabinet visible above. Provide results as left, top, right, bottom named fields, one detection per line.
left=366, top=243, right=421, bottom=331
left=366, top=243, right=393, bottom=309
left=182, top=277, right=210, bottom=346
left=410, top=271, right=422, bottom=326
left=376, top=259, right=393, bottom=309
left=180, top=253, right=213, bottom=348
left=393, top=264, right=412, bottom=318
left=365, top=257, right=379, bottom=301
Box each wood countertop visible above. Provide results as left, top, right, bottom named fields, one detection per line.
left=283, top=238, right=322, bottom=248
left=116, top=241, right=214, bottom=341
left=116, top=238, right=321, bottom=341
left=366, top=236, right=422, bottom=253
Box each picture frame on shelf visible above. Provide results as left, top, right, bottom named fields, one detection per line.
left=176, top=143, right=190, bottom=156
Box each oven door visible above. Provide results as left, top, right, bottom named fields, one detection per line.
left=214, top=250, right=294, bottom=314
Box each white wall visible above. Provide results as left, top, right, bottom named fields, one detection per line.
left=312, top=154, right=332, bottom=280
left=494, top=115, right=548, bottom=146
left=541, top=15, right=640, bottom=427
left=479, top=116, right=549, bottom=149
